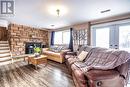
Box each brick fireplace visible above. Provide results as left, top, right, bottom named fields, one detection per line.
left=8, top=24, right=49, bottom=56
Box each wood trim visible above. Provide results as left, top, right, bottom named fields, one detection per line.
left=0, top=55, right=11, bottom=58
left=0, top=48, right=9, bottom=50
left=0, top=51, right=10, bottom=54
left=0, top=59, right=11, bottom=63
left=0, top=27, right=7, bottom=41
left=87, top=22, right=91, bottom=46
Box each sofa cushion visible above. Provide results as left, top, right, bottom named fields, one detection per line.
left=50, top=46, right=69, bottom=53
left=78, top=51, right=88, bottom=61
left=67, top=57, right=79, bottom=65
left=55, top=46, right=62, bottom=52
left=65, top=55, right=75, bottom=59
left=49, top=46, right=58, bottom=52
left=71, top=63, right=81, bottom=71
left=77, top=45, right=86, bottom=55
left=84, top=47, right=120, bottom=66
left=74, top=62, right=88, bottom=68
left=77, top=45, right=93, bottom=56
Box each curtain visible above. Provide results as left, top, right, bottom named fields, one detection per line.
left=69, top=28, right=73, bottom=51
left=50, top=31, right=55, bottom=46
left=72, top=29, right=87, bottom=51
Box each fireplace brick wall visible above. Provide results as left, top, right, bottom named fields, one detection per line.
left=8, top=24, right=49, bottom=56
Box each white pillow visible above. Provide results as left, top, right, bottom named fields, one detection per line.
left=78, top=51, right=88, bottom=61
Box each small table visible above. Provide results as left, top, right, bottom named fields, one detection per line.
left=28, top=55, right=47, bottom=69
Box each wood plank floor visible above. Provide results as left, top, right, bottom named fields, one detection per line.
left=0, top=60, right=75, bottom=87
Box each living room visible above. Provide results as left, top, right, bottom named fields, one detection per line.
left=0, top=0, right=130, bottom=87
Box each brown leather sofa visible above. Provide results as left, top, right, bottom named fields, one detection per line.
left=65, top=46, right=128, bottom=87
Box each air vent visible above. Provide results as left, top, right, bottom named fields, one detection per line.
left=101, top=9, right=111, bottom=13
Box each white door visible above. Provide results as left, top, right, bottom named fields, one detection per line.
left=91, top=27, right=111, bottom=48
left=91, top=21, right=130, bottom=52
left=118, top=24, right=130, bottom=52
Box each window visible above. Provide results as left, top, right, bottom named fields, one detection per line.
left=54, top=30, right=70, bottom=44
left=54, top=31, right=62, bottom=44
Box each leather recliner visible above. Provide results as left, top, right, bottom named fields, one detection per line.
left=65, top=46, right=127, bottom=87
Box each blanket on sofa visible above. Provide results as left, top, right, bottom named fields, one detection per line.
left=77, top=47, right=130, bottom=84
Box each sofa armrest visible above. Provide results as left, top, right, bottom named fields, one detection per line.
left=84, top=69, right=119, bottom=81
left=61, top=49, right=70, bottom=53
left=60, top=49, right=70, bottom=58
left=42, top=48, right=49, bottom=51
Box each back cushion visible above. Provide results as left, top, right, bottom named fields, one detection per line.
left=77, top=45, right=93, bottom=55
left=50, top=46, right=58, bottom=52
left=77, top=46, right=86, bottom=55
left=84, top=47, right=121, bottom=66
left=50, top=46, right=68, bottom=53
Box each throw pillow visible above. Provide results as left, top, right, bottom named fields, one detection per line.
left=78, top=51, right=88, bottom=61
left=50, top=46, right=58, bottom=52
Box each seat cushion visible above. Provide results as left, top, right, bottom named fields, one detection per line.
left=71, top=63, right=81, bottom=71
left=67, top=57, right=79, bottom=65
left=74, top=62, right=87, bottom=68
left=65, top=55, right=75, bottom=60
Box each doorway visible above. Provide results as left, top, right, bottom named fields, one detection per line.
left=91, top=19, right=130, bottom=52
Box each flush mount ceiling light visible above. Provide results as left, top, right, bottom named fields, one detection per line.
left=51, top=25, right=55, bottom=27
left=48, top=5, right=67, bottom=17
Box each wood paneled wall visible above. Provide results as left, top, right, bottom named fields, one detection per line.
left=0, top=27, right=7, bottom=41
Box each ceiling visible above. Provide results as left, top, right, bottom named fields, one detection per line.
left=1, top=0, right=130, bottom=29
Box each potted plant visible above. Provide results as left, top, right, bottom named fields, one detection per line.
left=34, top=47, right=41, bottom=57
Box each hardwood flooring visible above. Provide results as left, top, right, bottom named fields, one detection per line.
left=0, top=60, right=75, bottom=87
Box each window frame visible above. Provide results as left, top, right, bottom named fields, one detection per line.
left=54, top=30, right=70, bottom=45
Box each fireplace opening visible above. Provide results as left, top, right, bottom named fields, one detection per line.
left=25, top=42, right=42, bottom=54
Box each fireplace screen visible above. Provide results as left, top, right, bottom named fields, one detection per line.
left=25, top=42, right=42, bottom=54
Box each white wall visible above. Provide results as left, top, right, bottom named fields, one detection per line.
left=0, top=19, right=9, bottom=28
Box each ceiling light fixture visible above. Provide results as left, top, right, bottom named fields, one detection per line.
left=56, top=9, right=60, bottom=17
left=48, top=5, right=67, bottom=16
